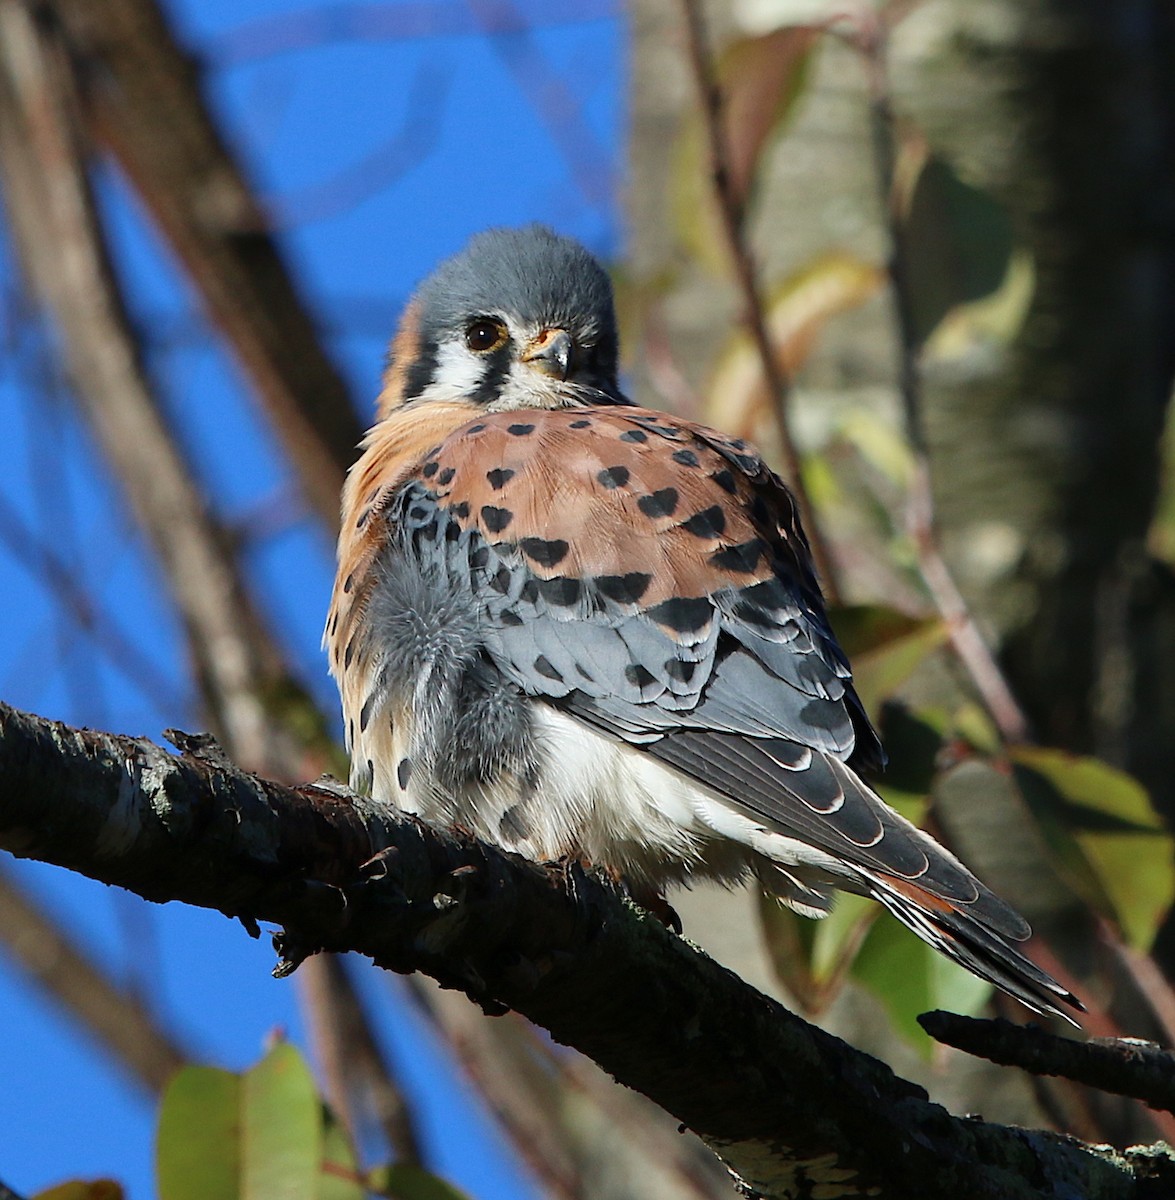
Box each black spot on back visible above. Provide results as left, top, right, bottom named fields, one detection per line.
left=422, top=460, right=439, bottom=478
left=539, top=576, right=581, bottom=607
left=534, top=655, right=563, bottom=682
left=714, top=469, right=737, bottom=494
left=681, top=505, right=726, bottom=538
left=570, top=418, right=591, bottom=429
left=625, top=663, right=657, bottom=689
left=672, top=449, right=700, bottom=467
left=486, top=468, right=515, bottom=490
left=520, top=537, right=569, bottom=568
left=481, top=505, right=514, bottom=533
left=595, top=572, right=652, bottom=604
left=450, top=501, right=471, bottom=520
left=437, top=467, right=456, bottom=486
left=597, top=466, right=630, bottom=489
left=508, top=423, right=536, bottom=437
left=638, top=488, right=679, bottom=519
left=711, top=539, right=766, bottom=573
left=620, top=428, right=648, bottom=443
left=648, top=596, right=712, bottom=634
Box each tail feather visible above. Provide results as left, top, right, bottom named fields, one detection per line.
left=866, top=874, right=1084, bottom=1024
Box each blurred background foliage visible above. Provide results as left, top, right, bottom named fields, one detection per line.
left=2, top=0, right=1174, bottom=1196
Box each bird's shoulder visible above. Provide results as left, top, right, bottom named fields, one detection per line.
left=398, top=403, right=820, bottom=615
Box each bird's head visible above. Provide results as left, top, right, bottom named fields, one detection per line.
left=378, top=225, right=622, bottom=417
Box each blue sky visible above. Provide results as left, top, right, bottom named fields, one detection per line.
left=0, top=3, right=623, bottom=1196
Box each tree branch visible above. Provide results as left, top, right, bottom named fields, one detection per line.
left=921, top=1011, right=1175, bottom=1118
left=1, top=701, right=1169, bottom=1199
left=47, top=0, right=365, bottom=533
left=0, top=867, right=189, bottom=1093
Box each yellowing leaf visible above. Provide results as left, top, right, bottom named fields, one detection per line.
left=33, top=1184, right=125, bottom=1200
left=1011, top=748, right=1174, bottom=949
left=704, top=253, right=884, bottom=443
left=157, top=1067, right=241, bottom=1200
left=365, top=1164, right=474, bottom=1200
left=828, top=605, right=947, bottom=721
left=719, top=27, right=820, bottom=206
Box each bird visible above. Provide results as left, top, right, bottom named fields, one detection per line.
left=325, top=224, right=1080, bottom=1022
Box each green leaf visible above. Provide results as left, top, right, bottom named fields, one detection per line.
left=851, top=915, right=992, bottom=1056
left=827, top=606, right=947, bottom=721
left=758, top=891, right=876, bottom=1014
left=32, top=1184, right=124, bottom=1200
left=242, top=1041, right=322, bottom=1200
left=1011, top=748, right=1175, bottom=948
left=158, top=1045, right=327, bottom=1200
left=704, top=253, right=884, bottom=445
left=899, top=149, right=1015, bottom=347
left=670, top=27, right=821, bottom=270
left=365, top=1164, right=474, bottom=1200
left=318, top=1108, right=364, bottom=1200
left=157, top=1066, right=242, bottom=1200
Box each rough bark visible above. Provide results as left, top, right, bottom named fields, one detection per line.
left=1, top=701, right=1170, bottom=1199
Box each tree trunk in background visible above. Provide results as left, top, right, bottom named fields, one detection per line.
left=626, top=0, right=1175, bottom=1130
left=903, top=1, right=1175, bottom=813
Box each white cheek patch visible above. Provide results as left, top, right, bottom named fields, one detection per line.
left=414, top=337, right=486, bottom=402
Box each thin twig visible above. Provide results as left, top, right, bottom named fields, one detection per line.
left=920, top=1010, right=1175, bottom=1117
left=0, top=867, right=189, bottom=1093
left=676, top=0, right=840, bottom=600
left=49, top=0, right=365, bottom=533
left=299, top=955, right=426, bottom=1167
left=0, top=489, right=187, bottom=716
left=855, top=14, right=1031, bottom=742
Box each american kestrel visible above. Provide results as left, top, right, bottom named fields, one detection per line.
left=326, top=225, right=1079, bottom=1020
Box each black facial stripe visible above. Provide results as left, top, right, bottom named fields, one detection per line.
left=471, top=343, right=514, bottom=406
left=402, top=335, right=439, bottom=400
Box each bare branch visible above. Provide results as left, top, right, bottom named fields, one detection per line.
left=0, top=0, right=280, bottom=766
left=47, top=0, right=366, bottom=532
left=298, top=954, right=425, bottom=1167
left=207, top=2, right=618, bottom=67
left=0, top=700, right=1167, bottom=1200
left=0, top=489, right=187, bottom=716
left=921, top=1010, right=1175, bottom=1118
left=675, top=0, right=839, bottom=600
left=0, top=867, right=188, bottom=1094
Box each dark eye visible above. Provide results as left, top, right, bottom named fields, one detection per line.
left=465, top=319, right=507, bottom=353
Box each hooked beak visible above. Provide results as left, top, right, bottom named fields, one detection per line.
left=521, top=328, right=574, bottom=381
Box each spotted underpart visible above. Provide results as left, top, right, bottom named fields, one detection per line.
left=325, top=226, right=1081, bottom=1022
